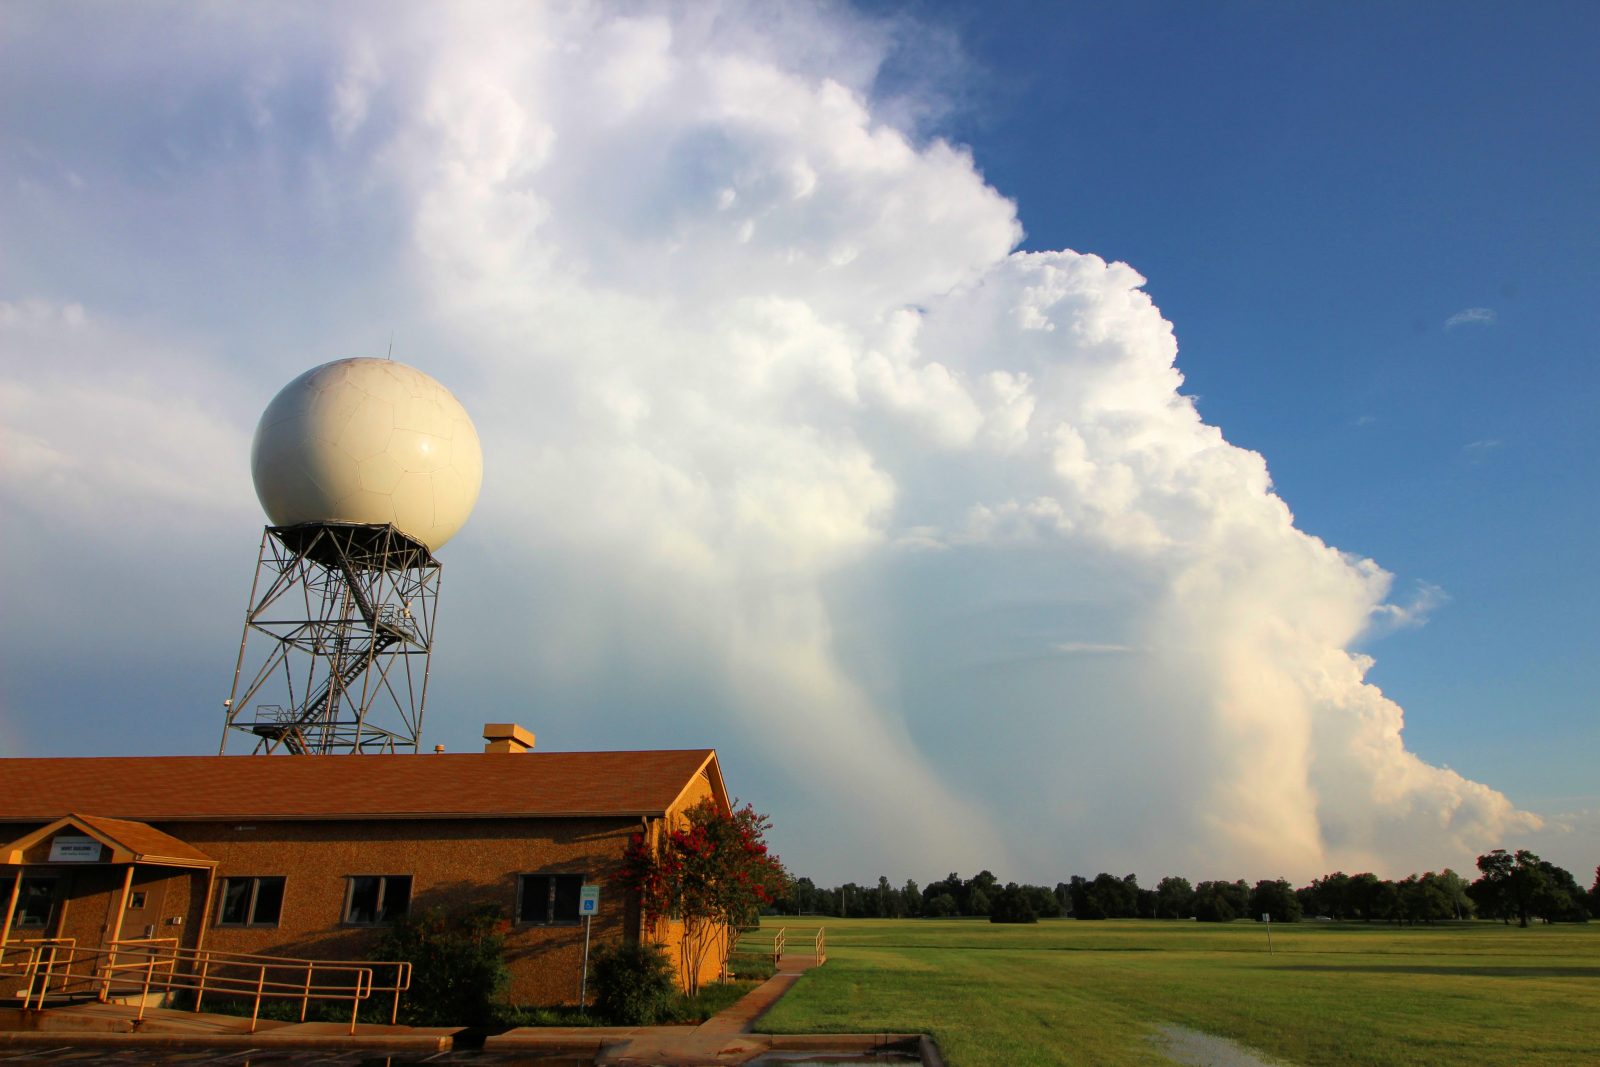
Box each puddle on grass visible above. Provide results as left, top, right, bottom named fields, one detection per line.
left=1151, top=1024, right=1291, bottom=1067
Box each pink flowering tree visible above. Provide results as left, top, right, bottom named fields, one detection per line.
left=618, top=799, right=788, bottom=995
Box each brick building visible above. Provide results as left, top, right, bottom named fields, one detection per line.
left=0, top=727, right=729, bottom=1005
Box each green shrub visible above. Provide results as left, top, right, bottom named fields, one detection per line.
left=172, top=991, right=393, bottom=1025
left=591, top=940, right=677, bottom=1025
left=375, top=904, right=510, bottom=1026
left=495, top=1003, right=601, bottom=1027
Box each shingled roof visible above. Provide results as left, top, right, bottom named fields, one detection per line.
left=2, top=813, right=216, bottom=868
left=0, top=751, right=725, bottom=822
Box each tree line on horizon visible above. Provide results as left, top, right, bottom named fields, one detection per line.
left=776, top=849, right=1599, bottom=927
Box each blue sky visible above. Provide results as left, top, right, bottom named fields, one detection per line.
left=0, top=1, right=1594, bottom=884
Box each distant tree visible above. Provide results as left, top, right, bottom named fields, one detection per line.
left=1432, top=869, right=1474, bottom=920
left=1024, top=884, right=1063, bottom=919
left=1471, top=849, right=1548, bottom=928
left=1192, top=882, right=1237, bottom=923
left=990, top=883, right=1039, bottom=924
left=1121, top=875, right=1143, bottom=918
left=1370, top=879, right=1400, bottom=924
left=1193, top=880, right=1248, bottom=923
left=859, top=881, right=882, bottom=918
left=1530, top=861, right=1587, bottom=923
left=1589, top=867, right=1600, bottom=920
left=968, top=886, right=992, bottom=916
left=923, top=873, right=963, bottom=913
left=1248, top=879, right=1302, bottom=923
left=840, top=882, right=870, bottom=918
left=902, top=879, right=922, bottom=918
left=1294, top=884, right=1318, bottom=917
left=1072, top=873, right=1138, bottom=919
left=925, top=893, right=958, bottom=918
left=1301, top=872, right=1352, bottom=919
left=785, top=876, right=819, bottom=915
left=1347, top=873, right=1382, bottom=921
left=1068, top=876, right=1103, bottom=920
left=1155, top=876, right=1195, bottom=919
left=1396, top=875, right=1452, bottom=925
left=1054, top=882, right=1073, bottom=917
left=877, top=876, right=898, bottom=918
left=964, top=870, right=998, bottom=915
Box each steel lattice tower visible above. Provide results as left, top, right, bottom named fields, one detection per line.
left=219, top=522, right=443, bottom=755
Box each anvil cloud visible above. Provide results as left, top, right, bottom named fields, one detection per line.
left=0, top=2, right=1540, bottom=882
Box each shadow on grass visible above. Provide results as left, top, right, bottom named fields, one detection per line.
left=1275, top=964, right=1600, bottom=979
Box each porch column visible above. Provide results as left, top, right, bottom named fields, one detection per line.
left=108, top=866, right=135, bottom=946
left=1, top=868, right=21, bottom=947
left=99, top=865, right=136, bottom=1002
left=195, top=866, right=217, bottom=951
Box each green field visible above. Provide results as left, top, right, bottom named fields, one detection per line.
left=754, top=917, right=1600, bottom=1066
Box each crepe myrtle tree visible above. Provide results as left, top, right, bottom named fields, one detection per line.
left=618, top=798, right=788, bottom=996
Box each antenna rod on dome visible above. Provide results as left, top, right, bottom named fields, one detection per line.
left=219, top=357, right=482, bottom=756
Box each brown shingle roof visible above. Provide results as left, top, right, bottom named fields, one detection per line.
left=0, top=751, right=721, bottom=822
left=68, top=813, right=217, bottom=865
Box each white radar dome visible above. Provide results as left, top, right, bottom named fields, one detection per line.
left=251, top=358, right=483, bottom=552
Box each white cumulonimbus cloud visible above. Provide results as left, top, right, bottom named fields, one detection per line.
left=0, top=2, right=1541, bottom=881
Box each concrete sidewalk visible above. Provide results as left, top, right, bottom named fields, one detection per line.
left=488, top=954, right=925, bottom=1065
left=1, top=953, right=936, bottom=1064
left=1, top=1000, right=458, bottom=1050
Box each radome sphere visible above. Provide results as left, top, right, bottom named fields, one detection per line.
left=251, top=358, right=483, bottom=552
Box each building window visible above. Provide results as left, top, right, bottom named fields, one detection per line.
left=127, top=891, right=148, bottom=910
left=16, top=877, right=57, bottom=928
left=518, top=873, right=584, bottom=924
left=217, top=877, right=285, bottom=926
left=344, top=875, right=411, bottom=924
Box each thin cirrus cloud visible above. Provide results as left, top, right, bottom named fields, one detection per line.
left=0, top=3, right=1543, bottom=882
left=1445, top=306, right=1497, bottom=329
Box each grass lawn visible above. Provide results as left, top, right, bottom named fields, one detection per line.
left=755, top=917, right=1600, bottom=1066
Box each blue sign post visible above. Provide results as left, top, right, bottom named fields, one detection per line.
left=579, top=885, right=601, bottom=1007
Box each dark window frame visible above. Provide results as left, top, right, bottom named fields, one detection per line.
left=216, top=876, right=286, bottom=927
left=517, top=873, right=586, bottom=925
left=16, top=876, right=59, bottom=928
left=342, top=874, right=412, bottom=925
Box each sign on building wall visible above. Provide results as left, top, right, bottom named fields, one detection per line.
left=49, top=835, right=103, bottom=862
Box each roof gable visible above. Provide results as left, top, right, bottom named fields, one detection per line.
left=2, top=813, right=215, bottom=868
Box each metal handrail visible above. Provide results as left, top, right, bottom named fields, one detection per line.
left=1, top=938, right=410, bottom=1035
left=1, top=939, right=77, bottom=1000
left=734, top=924, right=827, bottom=966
